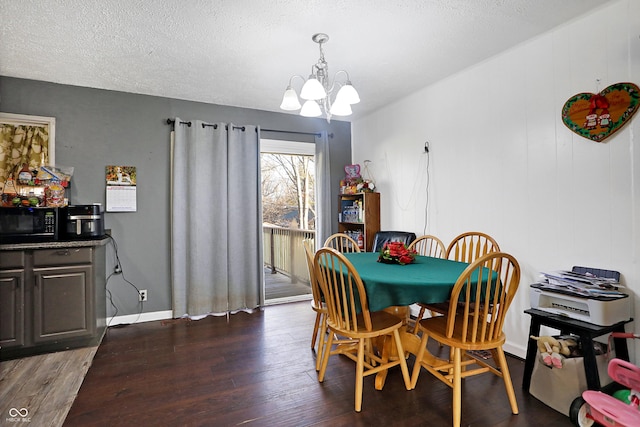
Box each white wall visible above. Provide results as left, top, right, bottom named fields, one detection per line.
left=352, top=0, right=640, bottom=360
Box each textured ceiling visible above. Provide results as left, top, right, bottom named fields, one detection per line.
left=0, top=0, right=612, bottom=121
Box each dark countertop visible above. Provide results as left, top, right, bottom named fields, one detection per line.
left=0, top=236, right=110, bottom=251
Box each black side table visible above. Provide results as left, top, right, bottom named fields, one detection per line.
left=523, top=308, right=633, bottom=392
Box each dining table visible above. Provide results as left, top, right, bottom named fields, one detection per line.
left=342, top=251, right=473, bottom=389
left=343, top=252, right=473, bottom=312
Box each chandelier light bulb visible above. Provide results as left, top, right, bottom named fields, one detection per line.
left=300, top=77, right=326, bottom=100
left=330, top=99, right=352, bottom=116
left=300, top=100, right=322, bottom=117
left=336, top=81, right=360, bottom=104
left=280, top=86, right=301, bottom=110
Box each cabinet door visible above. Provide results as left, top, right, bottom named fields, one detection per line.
left=33, top=265, right=94, bottom=343
left=0, top=270, right=25, bottom=348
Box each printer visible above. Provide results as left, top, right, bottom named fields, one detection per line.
left=530, top=266, right=631, bottom=326
left=530, top=284, right=630, bottom=326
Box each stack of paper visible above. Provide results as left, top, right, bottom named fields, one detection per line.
left=539, top=270, right=626, bottom=299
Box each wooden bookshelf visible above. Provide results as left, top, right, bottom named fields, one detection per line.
left=337, top=192, right=380, bottom=252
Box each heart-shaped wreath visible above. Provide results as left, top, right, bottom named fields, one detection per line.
left=561, top=82, right=639, bottom=142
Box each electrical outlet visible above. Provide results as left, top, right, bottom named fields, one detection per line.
left=139, top=289, right=147, bottom=302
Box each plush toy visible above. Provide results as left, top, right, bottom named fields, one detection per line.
left=530, top=335, right=576, bottom=369
left=341, top=164, right=375, bottom=194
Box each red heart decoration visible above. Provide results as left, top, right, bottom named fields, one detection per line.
left=562, top=82, right=640, bottom=142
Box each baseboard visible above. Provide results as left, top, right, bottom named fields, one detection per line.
left=107, top=310, right=173, bottom=327
left=503, top=342, right=526, bottom=359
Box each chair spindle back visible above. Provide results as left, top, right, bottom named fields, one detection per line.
left=302, top=239, right=323, bottom=309
left=323, top=233, right=361, bottom=253
left=409, top=235, right=446, bottom=258
left=446, top=231, right=500, bottom=263
left=314, top=247, right=372, bottom=333
left=445, top=251, right=520, bottom=344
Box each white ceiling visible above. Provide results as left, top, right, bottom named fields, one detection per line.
left=1, top=0, right=613, bottom=121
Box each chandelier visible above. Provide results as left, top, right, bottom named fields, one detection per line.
left=280, top=33, right=360, bottom=123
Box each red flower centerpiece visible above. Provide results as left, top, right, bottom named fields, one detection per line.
left=377, top=241, right=417, bottom=265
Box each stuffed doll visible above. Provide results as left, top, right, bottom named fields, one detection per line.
left=530, top=335, right=564, bottom=368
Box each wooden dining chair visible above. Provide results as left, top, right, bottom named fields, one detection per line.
left=416, top=231, right=501, bottom=321
left=323, top=233, right=361, bottom=253
left=410, top=251, right=521, bottom=427
left=302, top=239, right=328, bottom=371
left=446, top=231, right=500, bottom=264
left=408, top=235, right=446, bottom=333
left=314, top=247, right=412, bottom=412
left=408, top=234, right=446, bottom=258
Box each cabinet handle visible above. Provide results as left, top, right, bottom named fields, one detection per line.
left=56, top=249, right=71, bottom=256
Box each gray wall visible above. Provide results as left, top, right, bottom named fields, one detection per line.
left=1, top=76, right=351, bottom=317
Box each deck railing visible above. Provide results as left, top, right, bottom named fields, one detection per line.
left=263, top=226, right=315, bottom=283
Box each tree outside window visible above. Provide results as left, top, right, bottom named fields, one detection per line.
left=261, top=153, right=315, bottom=230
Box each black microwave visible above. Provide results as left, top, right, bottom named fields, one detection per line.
left=0, top=207, right=60, bottom=243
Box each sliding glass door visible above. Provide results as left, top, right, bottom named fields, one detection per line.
left=260, top=139, right=315, bottom=304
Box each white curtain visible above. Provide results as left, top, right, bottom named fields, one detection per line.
left=315, top=132, right=332, bottom=249
left=171, top=119, right=263, bottom=318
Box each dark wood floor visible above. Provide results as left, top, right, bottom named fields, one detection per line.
left=64, top=302, right=572, bottom=427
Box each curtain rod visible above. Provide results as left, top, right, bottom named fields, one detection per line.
left=201, top=123, right=245, bottom=131
left=261, top=128, right=331, bottom=138
left=166, top=118, right=332, bottom=138
left=201, top=123, right=329, bottom=137
left=166, top=119, right=192, bottom=127
left=263, top=128, right=334, bottom=138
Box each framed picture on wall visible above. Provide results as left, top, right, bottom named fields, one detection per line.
left=0, top=112, right=56, bottom=185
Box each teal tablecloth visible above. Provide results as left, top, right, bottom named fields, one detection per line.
left=343, top=252, right=471, bottom=312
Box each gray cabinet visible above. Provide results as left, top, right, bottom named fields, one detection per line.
left=33, top=248, right=95, bottom=343
left=0, top=242, right=106, bottom=360
left=0, top=251, right=25, bottom=348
